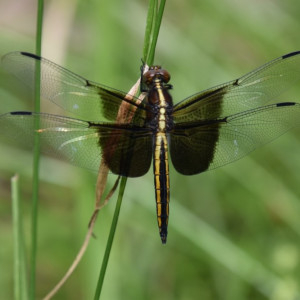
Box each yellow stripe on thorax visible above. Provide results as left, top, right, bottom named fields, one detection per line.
left=155, top=81, right=167, bottom=132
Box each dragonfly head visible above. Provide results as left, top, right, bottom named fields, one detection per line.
left=143, top=66, right=171, bottom=86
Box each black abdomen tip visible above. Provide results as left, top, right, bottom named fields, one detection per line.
left=160, top=232, right=167, bottom=244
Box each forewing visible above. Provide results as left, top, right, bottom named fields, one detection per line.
left=171, top=102, right=300, bottom=175
left=0, top=112, right=152, bottom=176
left=173, top=52, right=300, bottom=122
left=1, top=52, right=148, bottom=124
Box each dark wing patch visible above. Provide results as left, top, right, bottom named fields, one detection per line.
left=95, top=124, right=152, bottom=177
left=171, top=103, right=300, bottom=175
left=170, top=120, right=221, bottom=175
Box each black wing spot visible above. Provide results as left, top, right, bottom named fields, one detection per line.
left=282, top=51, right=300, bottom=59
left=20, top=52, right=42, bottom=60
left=10, top=111, right=33, bottom=115
left=85, top=80, right=92, bottom=87
left=233, top=79, right=240, bottom=86
left=276, top=102, right=296, bottom=107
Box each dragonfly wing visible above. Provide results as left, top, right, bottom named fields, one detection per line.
left=1, top=52, right=147, bottom=124
left=173, top=51, right=300, bottom=122
left=171, top=102, right=300, bottom=175
left=0, top=111, right=152, bottom=177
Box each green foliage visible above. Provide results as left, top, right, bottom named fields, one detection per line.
left=1, top=0, right=300, bottom=299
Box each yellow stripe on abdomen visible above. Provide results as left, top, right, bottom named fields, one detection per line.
left=153, top=133, right=170, bottom=244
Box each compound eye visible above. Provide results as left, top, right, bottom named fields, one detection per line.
left=160, top=70, right=170, bottom=83
left=143, top=69, right=157, bottom=84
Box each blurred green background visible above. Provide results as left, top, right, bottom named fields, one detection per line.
left=1, top=0, right=300, bottom=299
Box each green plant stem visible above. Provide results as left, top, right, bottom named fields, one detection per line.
left=12, top=175, right=28, bottom=300
left=142, top=0, right=156, bottom=62
left=29, top=0, right=44, bottom=298
left=144, top=0, right=166, bottom=65
left=93, top=1, right=166, bottom=298
left=94, top=176, right=127, bottom=300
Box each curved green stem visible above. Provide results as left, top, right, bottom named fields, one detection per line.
left=30, top=0, right=44, bottom=298
left=93, top=1, right=166, bottom=299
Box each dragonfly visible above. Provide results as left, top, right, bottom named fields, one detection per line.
left=1, top=51, right=300, bottom=243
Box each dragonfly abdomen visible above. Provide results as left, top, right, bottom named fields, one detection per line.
left=153, top=133, right=170, bottom=244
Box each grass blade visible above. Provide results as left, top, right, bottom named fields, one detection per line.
left=93, top=176, right=126, bottom=300
left=93, top=1, right=166, bottom=298
left=29, top=0, right=44, bottom=298
left=142, top=0, right=156, bottom=62
left=145, top=0, right=166, bottom=65
left=12, top=175, right=28, bottom=300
